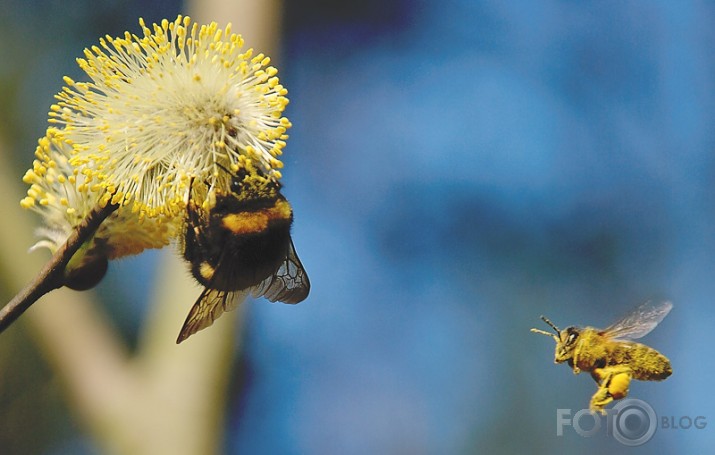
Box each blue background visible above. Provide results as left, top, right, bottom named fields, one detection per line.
left=2, top=1, right=714, bottom=454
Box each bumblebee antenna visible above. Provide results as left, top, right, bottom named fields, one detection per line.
left=214, top=162, right=235, bottom=176
left=530, top=315, right=560, bottom=340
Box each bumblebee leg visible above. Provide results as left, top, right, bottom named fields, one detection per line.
left=589, top=366, right=632, bottom=413
left=183, top=194, right=212, bottom=263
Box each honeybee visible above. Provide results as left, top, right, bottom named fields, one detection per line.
left=177, top=165, right=310, bottom=343
left=531, top=301, right=673, bottom=413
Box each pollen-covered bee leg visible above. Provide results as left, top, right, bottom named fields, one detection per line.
left=571, top=350, right=581, bottom=374
left=589, top=365, right=633, bottom=413
left=608, top=371, right=632, bottom=400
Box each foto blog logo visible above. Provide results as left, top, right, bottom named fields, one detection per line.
left=556, top=398, right=707, bottom=446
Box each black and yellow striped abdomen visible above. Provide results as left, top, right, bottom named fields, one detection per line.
left=184, top=191, right=293, bottom=292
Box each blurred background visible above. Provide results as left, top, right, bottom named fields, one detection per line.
left=1, top=1, right=714, bottom=454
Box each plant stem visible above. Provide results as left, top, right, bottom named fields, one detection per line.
left=0, top=201, right=119, bottom=334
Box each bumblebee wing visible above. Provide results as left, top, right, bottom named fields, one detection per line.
left=176, top=287, right=248, bottom=343
left=602, top=301, right=673, bottom=340
left=251, top=238, right=310, bottom=304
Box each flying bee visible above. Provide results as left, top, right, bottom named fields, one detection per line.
left=177, top=164, right=310, bottom=343
left=531, top=301, right=673, bottom=413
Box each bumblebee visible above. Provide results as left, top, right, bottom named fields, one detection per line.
left=531, top=301, right=672, bottom=413
left=177, top=165, right=310, bottom=343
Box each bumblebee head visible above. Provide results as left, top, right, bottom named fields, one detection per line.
left=218, top=162, right=281, bottom=201
left=531, top=316, right=581, bottom=364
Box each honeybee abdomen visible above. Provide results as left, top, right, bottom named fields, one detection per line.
left=614, top=343, right=672, bottom=381
left=633, top=352, right=672, bottom=381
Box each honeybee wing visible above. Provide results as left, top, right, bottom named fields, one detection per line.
left=176, top=287, right=249, bottom=343
left=251, top=238, right=310, bottom=304
left=601, top=301, right=673, bottom=340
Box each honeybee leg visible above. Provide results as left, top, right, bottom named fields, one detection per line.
left=589, top=365, right=633, bottom=414
left=571, top=351, right=580, bottom=374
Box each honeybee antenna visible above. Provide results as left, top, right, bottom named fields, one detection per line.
left=530, top=315, right=560, bottom=341
left=540, top=315, right=560, bottom=334
left=530, top=328, right=557, bottom=338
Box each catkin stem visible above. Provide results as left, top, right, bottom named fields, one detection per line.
left=0, top=201, right=119, bottom=334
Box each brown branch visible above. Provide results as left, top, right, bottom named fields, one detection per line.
left=0, top=201, right=119, bottom=334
